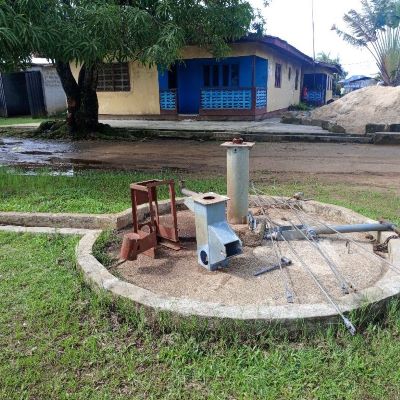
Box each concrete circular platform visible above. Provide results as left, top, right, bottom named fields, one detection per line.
left=75, top=197, right=400, bottom=331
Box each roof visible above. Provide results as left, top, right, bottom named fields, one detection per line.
left=238, top=35, right=313, bottom=64
left=339, top=75, right=375, bottom=84
left=237, top=35, right=343, bottom=74
left=313, top=61, right=343, bottom=74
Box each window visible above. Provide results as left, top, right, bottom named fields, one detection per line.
left=97, top=62, right=130, bottom=92
left=203, top=65, right=211, bottom=87
left=230, top=64, right=239, bottom=86
left=168, top=65, right=177, bottom=89
left=295, top=69, right=299, bottom=90
left=275, top=63, right=282, bottom=88
left=212, top=65, right=219, bottom=86
left=222, top=65, right=230, bottom=86
left=203, top=64, right=240, bottom=87
left=288, top=67, right=292, bottom=81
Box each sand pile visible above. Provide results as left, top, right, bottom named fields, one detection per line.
left=311, top=86, right=400, bottom=134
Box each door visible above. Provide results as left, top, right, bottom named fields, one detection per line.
left=25, top=71, right=46, bottom=117
left=177, top=61, right=201, bottom=114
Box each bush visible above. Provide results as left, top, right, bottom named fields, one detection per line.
left=288, top=102, right=311, bottom=111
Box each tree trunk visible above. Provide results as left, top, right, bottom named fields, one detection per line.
left=56, top=61, right=80, bottom=134
left=56, top=61, right=99, bottom=137
left=76, top=64, right=99, bottom=132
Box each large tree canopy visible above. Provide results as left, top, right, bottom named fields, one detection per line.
left=334, top=0, right=400, bottom=86
left=0, top=0, right=263, bottom=135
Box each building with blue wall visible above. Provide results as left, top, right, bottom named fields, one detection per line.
left=71, top=35, right=341, bottom=119
left=157, top=36, right=340, bottom=119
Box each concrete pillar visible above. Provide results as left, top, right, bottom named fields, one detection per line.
left=221, top=140, right=255, bottom=224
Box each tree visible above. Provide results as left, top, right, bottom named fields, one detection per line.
left=333, top=0, right=400, bottom=86
left=316, top=51, right=347, bottom=95
left=0, top=2, right=46, bottom=71
left=0, top=0, right=263, bottom=136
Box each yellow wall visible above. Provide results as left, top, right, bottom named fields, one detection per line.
left=264, top=51, right=302, bottom=112
left=70, top=62, right=160, bottom=115
left=70, top=42, right=311, bottom=116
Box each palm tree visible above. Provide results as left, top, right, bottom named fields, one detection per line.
left=334, top=0, right=400, bottom=86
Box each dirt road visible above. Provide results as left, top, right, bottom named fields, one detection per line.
left=1, top=137, right=399, bottom=191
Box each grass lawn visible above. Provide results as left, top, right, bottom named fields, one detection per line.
left=1, top=232, right=400, bottom=399
left=0, top=116, right=47, bottom=126
left=1, top=168, right=400, bottom=398
left=1, top=167, right=399, bottom=226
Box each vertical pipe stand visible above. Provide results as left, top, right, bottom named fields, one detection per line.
left=221, top=139, right=255, bottom=225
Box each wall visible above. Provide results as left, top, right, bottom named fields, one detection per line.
left=303, top=66, right=334, bottom=103
left=32, top=66, right=66, bottom=115
left=0, top=72, right=30, bottom=116
left=70, top=62, right=160, bottom=116
left=160, top=56, right=255, bottom=114
left=69, top=42, right=305, bottom=117
left=178, top=43, right=300, bottom=113
left=263, top=50, right=302, bottom=112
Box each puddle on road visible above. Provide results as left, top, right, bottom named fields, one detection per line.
left=0, top=137, right=77, bottom=168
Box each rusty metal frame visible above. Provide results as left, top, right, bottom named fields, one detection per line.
left=121, top=179, right=180, bottom=261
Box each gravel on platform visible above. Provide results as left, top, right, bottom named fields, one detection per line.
left=111, top=207, right=388, bottom=306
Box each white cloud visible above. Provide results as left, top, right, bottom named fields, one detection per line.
left=250, top=0, right=378, bottom=77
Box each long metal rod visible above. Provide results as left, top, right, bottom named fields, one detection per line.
left=279, top=233, right=356, bottom=335
left=279, top=198, right=400, bottom=275
left=253, top=187, right=356, bottom=294
left=254, top=190, right=400, bottom=275
left=253, top=185, right=294, bottom=303
left=287, top=219, right=355, bottom=294
left=251, top=187, right=356, bottom=334
left=266, top=195, right=358, bottom=293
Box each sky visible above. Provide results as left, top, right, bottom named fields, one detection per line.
left=250, top=0, right=378, bottom=77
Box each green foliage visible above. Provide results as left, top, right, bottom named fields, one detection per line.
left=0, top=116, right=48, bottom=126
left=92, top=229, right=121, bottom=268
left=334, top=0, right=400, bottom=86
left=316, top=51, right=347, bottom=78
left=2, top=230, right=400, bottom=398
left=0, top=167, right=226, bottom=213
left=288, top=102, right=311, bottom=111
left=0, top=0, right=262, bottom=70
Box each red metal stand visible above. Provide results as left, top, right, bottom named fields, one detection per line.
left=120, top=179, right=180, bottom=261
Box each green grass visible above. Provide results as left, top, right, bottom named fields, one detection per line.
left=1, top=169, right=400, bottom=398
left=0, top=116, right=48, bottom=126
left=2, top=231, right=400, bottom=399
left=0, top=168, right=226, bottom=213
left=1, top=168, right=399, bottom=226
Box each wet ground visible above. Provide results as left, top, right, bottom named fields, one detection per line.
left=1, top=136, right=400, bottom=191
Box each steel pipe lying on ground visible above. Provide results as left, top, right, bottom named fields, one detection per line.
left=266, top=222, right=397, bottom=241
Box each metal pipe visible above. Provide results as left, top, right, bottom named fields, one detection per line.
left=315, top=223, right=395, bottom=235
left=258, top=192, right=400, bottom=275
left=221, top=140, right=255, bottom=224
left=267, top=223, right=396, bottom=241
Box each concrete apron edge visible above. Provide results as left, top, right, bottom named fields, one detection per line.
left=1, top=197, right=399, bottom=326
left=0, top=198, right=185, bottom=230
left=75, top=231, right=400, bottom=323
